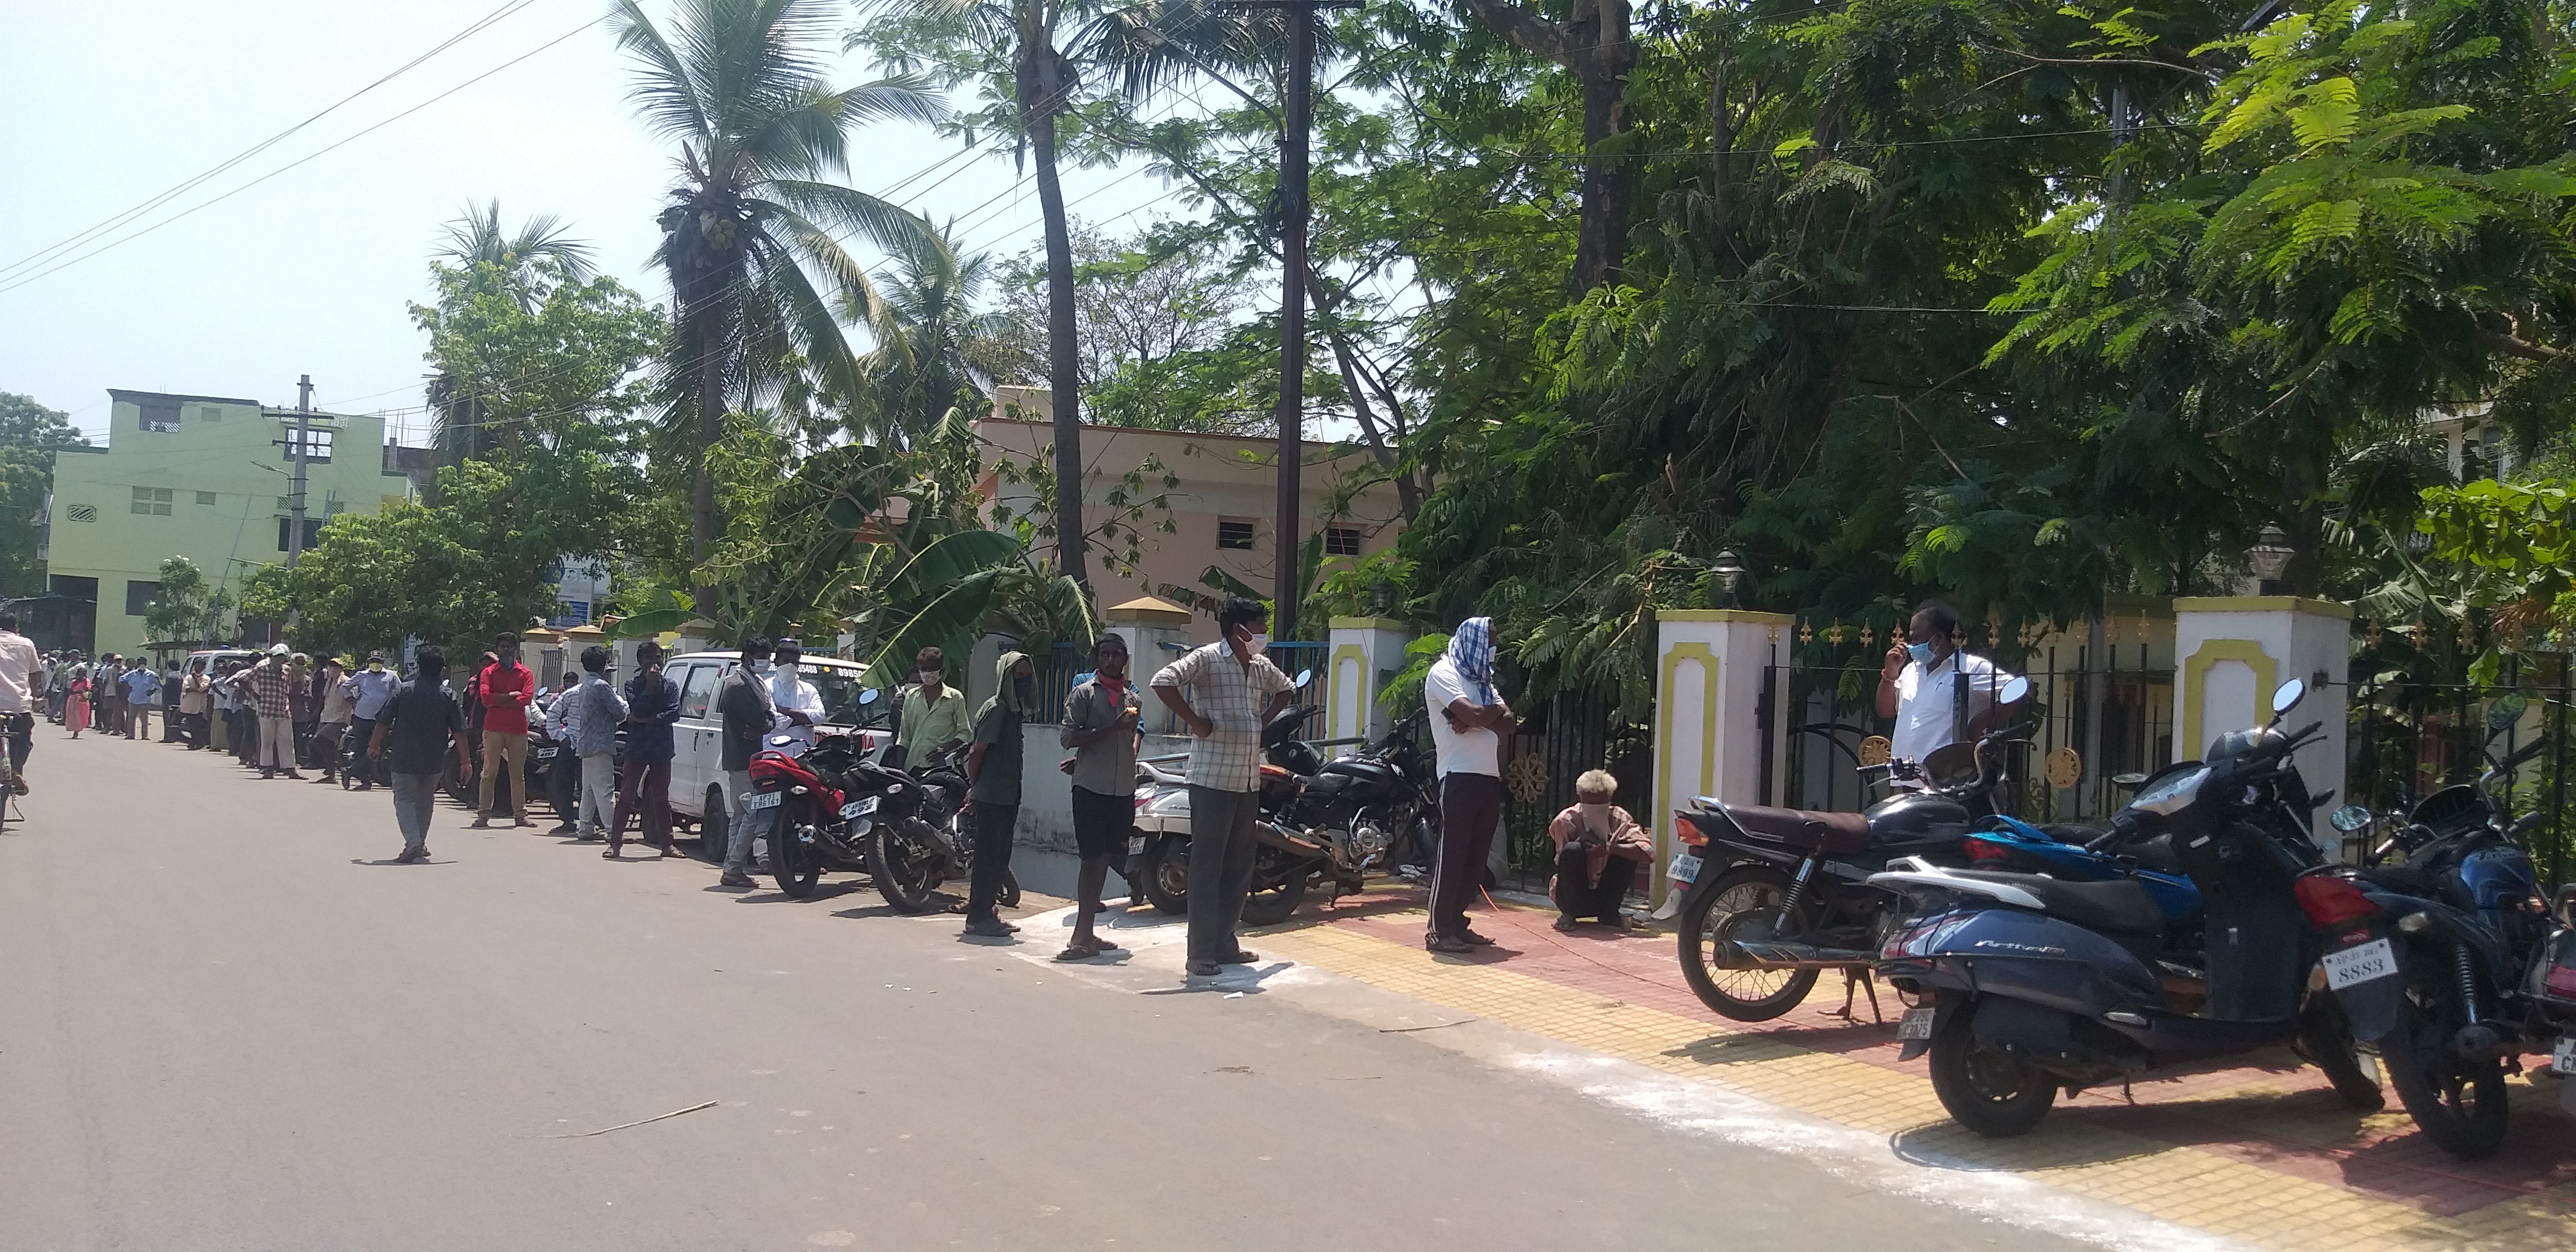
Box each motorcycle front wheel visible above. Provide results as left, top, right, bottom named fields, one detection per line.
left=1929, top=997, right=2058, bottom=1137
left=773, top=809, right=822, bottom=899
left=1677, top=866, right=1821, bottom=1022
left=2382, top=992, right=2508, bottom=1159
left=868, top=818, right=948, bottom=914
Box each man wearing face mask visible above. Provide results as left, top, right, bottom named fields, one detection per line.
left=960, top=651, right=1037, bottom=938
left=341, top=650, right=401, bottom=790
left=471, top=632, right=537, bottom=829
left=766, top=637, right=827, bottom=750
left=1547, top=770, right=1655, bottom=931
left=713, top=636, right=778, bottom=889
left=896, top=646, right=968, bottom=767
left=1152, top=598, right=1298, bottom=977
left=1424, top=616, right=1514, bottom=954
left=1877, top=599, right=2021, bottom=772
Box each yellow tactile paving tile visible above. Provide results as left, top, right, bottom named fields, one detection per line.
left=1261, top=912, right=2576, bottom=1252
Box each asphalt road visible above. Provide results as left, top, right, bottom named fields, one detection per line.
left=1, top=730, right=2097, bottom=1252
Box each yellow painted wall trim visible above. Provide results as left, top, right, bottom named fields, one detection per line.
left=2180, top=639, right=2277, bottom=760
left=2172, top=596, right=2355, bottom=620
left=1658, top=609, right=1795, bottom=625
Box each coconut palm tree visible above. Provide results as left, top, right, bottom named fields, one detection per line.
left=612, top=0, right=948, bottom=603
left=850, top=220, right=1016, bottom=445
left=425, top=200, right=599, bottom=464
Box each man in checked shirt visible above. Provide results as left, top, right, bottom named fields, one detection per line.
left=1152, top=597, right=1298, bottom=978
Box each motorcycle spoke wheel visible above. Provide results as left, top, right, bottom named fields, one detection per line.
left=1677, top=869, right=1819, bottom=1022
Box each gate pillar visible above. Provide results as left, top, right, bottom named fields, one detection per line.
left=2173, top=596, right=2352, bottom=847
left=1324, top=616, right=1411, bottom=751
left=1652, top=610, right=1793, bottom=905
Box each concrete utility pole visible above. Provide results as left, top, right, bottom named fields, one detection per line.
left=288, top=374, right=312, bottom=568
left=1225, top=0, right=1356, bottom=642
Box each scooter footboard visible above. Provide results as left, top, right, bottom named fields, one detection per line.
left=1881, top=906, right=2166, bottom=1018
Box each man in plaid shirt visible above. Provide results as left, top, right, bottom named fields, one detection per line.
left=1152, top=597, right=1296, bottom=977
left=242, top=644, right=304, bottom=780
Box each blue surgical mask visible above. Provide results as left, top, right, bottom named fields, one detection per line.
left=1907, top=641, right=1936, bottom=665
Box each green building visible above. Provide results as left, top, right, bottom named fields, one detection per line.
left=42, top=388, right=423, bottom=657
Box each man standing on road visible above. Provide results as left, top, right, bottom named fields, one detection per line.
left=1057, top=633, right=1140, bottom=959
left=119, top=658, right=159, bottom=742
left=609, top=640, right=681, bottom=858
left=960, top=649, right=1035, bottom=939
left=1152, top=598, right=1297, bottom=977
left=1874, top=599, right=2021, bottom=771
left=311, top=656, right=352, bottom=784
left=569, top=646, right=627, bottom=850
left=766, top=637, right=827, bottom=749
left=0, top=611, right=41, bottom=794
left=94, top=653, right=124, bottom=742
left=342, top=650, right=399, bottom=791
left=471, top=632, right=536, bottom=829
left=179, top=658, right=210, bottom=750
left=540, top=669, right=585, bottom=836
left=896, top=646, right=969, bottom=768
left=714, top=637, right=776, bottom=889
left=245, top=646, right=303, bottom=780
left=1424, top=616, right=1514, bottom=955
left=371, top=646, right=470, bottom=864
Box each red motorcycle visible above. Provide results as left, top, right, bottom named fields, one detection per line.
left=747, top=736, right=851, bottom=899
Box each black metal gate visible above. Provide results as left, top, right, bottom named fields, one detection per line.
left=2348, top=655, right=2572, bottom=890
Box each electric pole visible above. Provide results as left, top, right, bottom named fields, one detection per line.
left=1224, top=0, right=1353, bottom=642
left=288, top=374, right=312, bottom=568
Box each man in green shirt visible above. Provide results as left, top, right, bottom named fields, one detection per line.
left=897, top=646, right=970, bottom=767
left=962, top=649, right=1034, bottom=938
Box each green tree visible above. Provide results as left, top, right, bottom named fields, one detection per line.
left=850, top=219, right=1018, bottom=444
left=0, top=392, right=85, bottom=596
left=141, top=556, right=235, bottom=644
left=425, top=200, right=602, bottom=463
left=613, top=0, right=946, bottom=604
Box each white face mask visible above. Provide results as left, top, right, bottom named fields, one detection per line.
left=919, top=670, right=941, bottom=687
left=1578, top=802, right=1612, bottom=832
left=750, top=658, right=773, bottom=676
left=775, top=660, right=800, bottom=676
left=1243, top=632, right=1270, bottom=657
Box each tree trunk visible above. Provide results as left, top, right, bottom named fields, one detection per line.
left=692, top=329, right=724, bottom=611
left=1026, top=47, right=1089, bottom=590
left=1570, top=0, right=1633, bottom=292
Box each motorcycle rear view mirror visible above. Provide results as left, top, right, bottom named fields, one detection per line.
left=1993, top=675, right=2030, bottom=705
left=1294, top=667, right=1314, bottom=690
left=2269, top=677, right=2306, bottom=722
left=857, top=686, right=882, bottom=706
left=2487, top=691, right=2528, bottom=734
left=2328, top=804, right=2373, bottom=833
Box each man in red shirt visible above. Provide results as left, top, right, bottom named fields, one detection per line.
left=471, top=631, right=536, bottom=829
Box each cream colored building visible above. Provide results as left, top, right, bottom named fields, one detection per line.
left=974, top=386, right=1405, bottom=645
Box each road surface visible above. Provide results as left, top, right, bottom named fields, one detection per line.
left=1, top=730, right=2099, bottom=1251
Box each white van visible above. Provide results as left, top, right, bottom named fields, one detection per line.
left=663, top=651, right=892, bottom=853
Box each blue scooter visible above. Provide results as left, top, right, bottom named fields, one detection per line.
left=1872, top=679, right=2384, bottom=1136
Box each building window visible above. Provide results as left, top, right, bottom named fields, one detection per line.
left=129, top=486, right=173, bottom=516
left=277, top=516, right=323, bottom=552
left=196, top=491, right=219, bottom=505
left=196, top=405, right=222, bottom=423
left=65, top=504, right=97, bottom=523
left=1216, top=517, right=1257, bottom=551
left=125, top=580, right=162, bottom=617
left=1324, top=526, right=1363, bottom=557
left=325, top=499, right=347, bottom=516
left=284, top=426, right=334, bottom=462
left=139, top=401, right=181, bottom=433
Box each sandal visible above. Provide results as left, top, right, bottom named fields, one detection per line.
left=1088, top=936, right=1124, bottom=952
left=1054, top=943, right=1101, bottom=962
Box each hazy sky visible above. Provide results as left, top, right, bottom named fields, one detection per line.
left=0, top=0, right=1193, bottom=444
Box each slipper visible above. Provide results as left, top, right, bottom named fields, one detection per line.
left=1088, top=936, right=1124, bottom=952
left=1054, top=943, right=1100, bottom=962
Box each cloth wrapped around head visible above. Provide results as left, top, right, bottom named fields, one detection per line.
left=1447, top=617, right=1495, bottom=703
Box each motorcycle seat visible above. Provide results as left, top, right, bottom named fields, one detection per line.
left=1947, top=869, right=2168, bottom=936
left=1723, top=804, right=1871, bottom=855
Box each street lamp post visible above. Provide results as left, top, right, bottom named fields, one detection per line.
left=1712, top=548, right=1748, bottom=608
left=2248, top=525, right=2295, bottom=596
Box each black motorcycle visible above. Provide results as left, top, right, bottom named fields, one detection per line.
left=851, top=741, right=1016, bottom=914
left=1669, top=676, right=2033, bottom=1022
left=1273, top=710, right=1442, bottom=897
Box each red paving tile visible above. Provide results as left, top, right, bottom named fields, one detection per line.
left=1294, top=881, right=2576, bottom=1222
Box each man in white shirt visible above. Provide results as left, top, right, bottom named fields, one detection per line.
left=0, top=612, right=41, bottom=791
left=1423, top=616, right=1515, bottom=954
left=766, top=637, right=827, bottom=750
left=1876, top=599, right=2021, bottom=770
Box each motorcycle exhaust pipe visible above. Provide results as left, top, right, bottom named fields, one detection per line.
left=1253, top=821, right=1330, bottom=859
left=1717, top=938, right=1878, bottom=971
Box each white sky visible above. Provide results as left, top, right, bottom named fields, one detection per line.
left=0, top=0, right=1201, bottom=445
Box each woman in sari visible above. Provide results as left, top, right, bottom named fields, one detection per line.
left=65, top=664, right=93, bottom=739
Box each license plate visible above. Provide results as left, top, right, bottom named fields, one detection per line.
left=2553, top=1036, right=2576, bottom=1076
left=1898, top=1005, right=1936, bottom=1041
left=534, top=748, right=558, bottom=760
left=2322, top=938, right=2399, bottom=990
left=840, top=796, right=879, bottom=819
left=1127, top=834, right=1147, bottom=855
left=1668, top=852, right=1704, bottom=885
left=746, top=791, right=783, bottom=810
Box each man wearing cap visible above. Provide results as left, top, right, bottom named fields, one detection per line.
left=243, top=645, right=303, bottom=780
left=341, top=650, right=400, bottom=791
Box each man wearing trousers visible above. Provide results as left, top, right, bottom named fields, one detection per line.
left=569, top=646, right=627, bottom=849
left=960, top=650, right=1035, bottom=938
left=371, top=646, right=468, bottom=864
left=610, top=640, right=683, bottom=856
left=342, top=651, right=400, bottom=790
left=471, top=632, right=536, bottom=828
left=1152, top=598, right=1297, bottom=978
left=244, top=646, right=304, bottom=780
left=714, top=637, right=776, bottom=889
left=1423, top=617, right=1514, bottom=954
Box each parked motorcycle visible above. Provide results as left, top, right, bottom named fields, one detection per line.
left=850, top=739, right=1016, bottom=914
left=1271, top=710, right=1443, bottom=897
left=2301, top=693, right=2557, bottom=1158
left=1666, top=676, right=2036, bottom=1022
left=1871, top=678, right=2385, bottom=1137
